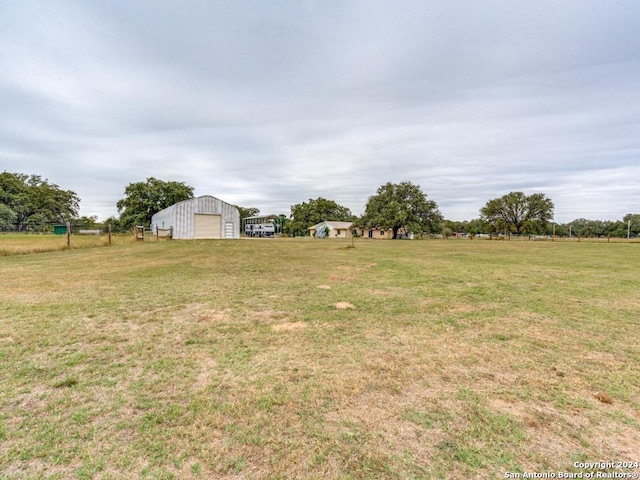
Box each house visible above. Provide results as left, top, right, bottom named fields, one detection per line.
left=308, top=221, right=356, bottom=238
left=151, top=195, right=240, bottom=239
left=359, top=227, right=394, bottom=239
left=308, top=221, right=399, bottom=239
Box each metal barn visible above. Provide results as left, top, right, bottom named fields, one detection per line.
left=151, top=195, right=240, bottom=239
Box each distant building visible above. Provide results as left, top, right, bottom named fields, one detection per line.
left=308, top=221, right=402, bottom=239
left=151, top=195, right=240, bottom=239
left=243, top=215, right=278, bottom=237
left=359, top=227, right=395, bottom=239
left=309, top=221, right=356, bottom=238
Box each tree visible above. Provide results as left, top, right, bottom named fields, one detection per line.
left=442, top=218, right=490, bottom=236
left=565, top=218, right=609, bottom=238
left=237, top=206, right=260, bottom=234
left=480, top=191, right=554, bottom=235
left=101, top=216, right=126, bottom=234
left=71, top=215, right=101, bottom=231
left=359, top=181, right=442, bottom=239
left=116, top=177, right=194, bottom=229
left=237, top=206, right=260, bottom=223
left=603, top=220, right=624, bottom=238
left=0, top=204, right=17, bottom=231
left=0, top=172, right=80, bottom=231
left=286, top=197, right=355, bottom=237
left=273, top=214, right=289, bottom=235
left=550, top=223, right=568, bottom=237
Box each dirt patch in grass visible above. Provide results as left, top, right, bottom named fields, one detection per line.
left=595, top=392, right=614, bottom=404
left=335, top=302, right=355, bottom=310
left=15, top=384, right=49, bottom=411
left=317, top=285, right=332, bottom=290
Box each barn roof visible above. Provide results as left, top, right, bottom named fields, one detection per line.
left=171, top=194, right=228, bottom=207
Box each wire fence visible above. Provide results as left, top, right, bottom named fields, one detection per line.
left=0, top=222, right=127, bottom=234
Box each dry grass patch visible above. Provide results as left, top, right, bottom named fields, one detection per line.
left=271, top=321, right=307, bottom=332
left=327, top=274, right=356, bottom=282
left=194, top=357, right=217, bottom=390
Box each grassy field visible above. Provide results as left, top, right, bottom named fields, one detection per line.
left=0, top=233, right=134, bottom=256
left=0, top=238, right=638, bottom=479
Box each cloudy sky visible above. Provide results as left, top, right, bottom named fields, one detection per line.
left=1, top=1, right=639, bottom=223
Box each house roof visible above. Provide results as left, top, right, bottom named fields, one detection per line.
left=308, top=221, right=354, bottom=230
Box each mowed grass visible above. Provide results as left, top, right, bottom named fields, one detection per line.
left=0, top=238, right=638, bottom=479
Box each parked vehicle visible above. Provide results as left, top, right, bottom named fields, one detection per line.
left=243, top=216, right=276, bottom=237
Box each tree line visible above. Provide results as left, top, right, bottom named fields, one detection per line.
left=1, top=171, right=638, bottom=238
left=444, top=214, right=640, bottom=239
left=0, top=172, right=79, bottom=231
left=278, top=182, right=639, bottom=239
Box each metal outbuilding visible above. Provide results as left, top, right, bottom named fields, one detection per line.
left=151, top=195, right=240, bottom=239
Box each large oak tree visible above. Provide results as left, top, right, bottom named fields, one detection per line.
left=116, top=177, right=194, bottom=229
left=359, top=181, right=442, bottom=239
left=0, top=172, right=80, bottom=231
left=480, top=191, right=554, bottom=234
left=286, top=197, right=354, bottom=236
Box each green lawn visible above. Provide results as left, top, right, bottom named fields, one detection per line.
left=1, top=238, right=638, bottom=479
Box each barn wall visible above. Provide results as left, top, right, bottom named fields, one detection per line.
left=152, top=195, right=240, bottom=239
left=151, top=205, right=176, bottom=233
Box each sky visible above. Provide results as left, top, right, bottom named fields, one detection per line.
left=1, top=1, right=639, bottom=223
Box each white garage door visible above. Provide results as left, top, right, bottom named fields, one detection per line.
left=194, top=214, right=221, bottom=239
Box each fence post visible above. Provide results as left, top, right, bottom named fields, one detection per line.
left=108, top=224, right=112, bottom=245
left=66, top=222, right=71, bottom=248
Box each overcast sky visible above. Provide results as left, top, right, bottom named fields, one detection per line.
left=1, top=1, right=639, bottom=223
